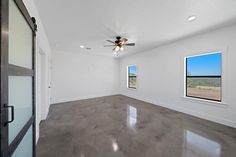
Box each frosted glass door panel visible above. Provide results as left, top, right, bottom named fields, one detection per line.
left=9, top=0, right=33, bottom=69
left=8, top=76, right=32, bottom=143
left=12, top=126, right=33, bottom=157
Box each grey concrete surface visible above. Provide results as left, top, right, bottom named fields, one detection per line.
left=37, top=95, right=236, bottom=157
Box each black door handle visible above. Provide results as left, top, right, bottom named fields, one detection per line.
left=4, top=104, right=14, bottom=126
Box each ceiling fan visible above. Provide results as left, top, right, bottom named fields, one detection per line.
left=104, top=36, right=135, bottom=52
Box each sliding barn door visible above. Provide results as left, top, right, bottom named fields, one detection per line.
left=0, top=0, right=37, bottom=156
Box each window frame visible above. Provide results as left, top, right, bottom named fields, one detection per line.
left=127, top=65, right=137, bottom=89
left=185, top=52, right=222, bottom=102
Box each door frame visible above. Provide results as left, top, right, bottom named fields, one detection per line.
left=0, top=0, right=37, bottom=156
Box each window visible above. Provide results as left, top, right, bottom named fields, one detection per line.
left=186, top=52, right=222, bottom=101
left=128, top=65, right=137, bottom=89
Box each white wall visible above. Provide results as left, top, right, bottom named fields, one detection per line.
left=119, top=23, right=236, bottom=128
left=21, top=1, right=236, bottom=143
left=51, top=51, right=119, bottom=104
left=23, top=0, right=52, bottom=141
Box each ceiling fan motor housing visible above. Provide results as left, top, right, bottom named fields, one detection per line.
left=116, top=36, right=122, bottom=40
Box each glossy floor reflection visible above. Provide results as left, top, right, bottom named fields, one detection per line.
left=36, top=95, right=236, bottom=157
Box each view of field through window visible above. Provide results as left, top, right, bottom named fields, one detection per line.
left=128, top=65, right=137, bottom=89
left=186, top=53, right=222, bottom=101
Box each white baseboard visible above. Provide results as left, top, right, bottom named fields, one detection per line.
left=44, top=93, right=236, bottom=129
left=36, top=129, right=39, bottom=144
left=121, top=93, right=236, bottom=128
left=52, top=93, right=119, bottom=104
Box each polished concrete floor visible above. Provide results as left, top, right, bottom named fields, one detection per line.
left=37, top=95, right=236, bottom=157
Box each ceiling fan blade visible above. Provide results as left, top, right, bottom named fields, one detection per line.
left=121, top=38, right=128, bottom=44
left=125, top=43, right=135, bottom=46
left=104, top=45, right=115, bottom=47
left=106, top=40, right=115, bottom=44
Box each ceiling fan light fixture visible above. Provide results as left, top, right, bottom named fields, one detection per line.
left=115, top=46, right=120, bottom=52
left=114, top=51, right=119, bottom=56
left=104, top=36, right=135, bottom=53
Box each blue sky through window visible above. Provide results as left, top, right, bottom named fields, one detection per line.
left=129, top=65, right=137, bottom=75
left=187, top=53, right=221, bottom=76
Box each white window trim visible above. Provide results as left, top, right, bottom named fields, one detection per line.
left=127, top=65, right=137, bottom=90
left=183, top=50, right=228, bottom=106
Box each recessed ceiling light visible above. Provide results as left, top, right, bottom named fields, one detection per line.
left=187, top=16, right=197, bottom=22
left=80, top=45, right=84, bottom=48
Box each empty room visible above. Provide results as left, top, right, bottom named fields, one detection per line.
left=1, top=0, right=236, bottom=157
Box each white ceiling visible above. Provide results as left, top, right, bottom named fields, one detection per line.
left=34, top=0, right=236, bottom=58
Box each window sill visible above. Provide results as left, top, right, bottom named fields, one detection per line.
left=181, top=96, right=228, bottom=108
left=127, top=87, right=137, bottom=90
